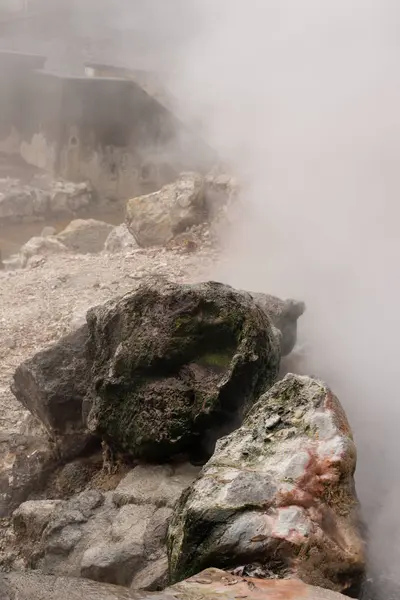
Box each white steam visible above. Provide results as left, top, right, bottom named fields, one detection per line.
left=169, top=0, right=400, bottom=594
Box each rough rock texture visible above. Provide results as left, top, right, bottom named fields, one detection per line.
left=104, top=224, right=138, bottom=254
left=86, top=280, right=281, bottom=461
left=11, top=325, right=93, bottom=459
left=56, top=219, right=114, bottom=254
left=10, top=464, right=199, bottom=590
left=0, top=568, right=351, bottom=600
left=248, top=292, right=306, bottom=356
left=0, top=433, right=56, bottom=517
left=126, top=173, right=206, bottom=247
left=168, top=374, right=365, bottom=596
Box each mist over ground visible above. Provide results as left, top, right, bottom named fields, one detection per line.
left=2, top=0, right=400, bottom=595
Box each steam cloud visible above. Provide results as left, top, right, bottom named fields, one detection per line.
left=169, top=1, right=400, bottom=596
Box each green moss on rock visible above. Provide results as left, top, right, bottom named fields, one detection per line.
left=86, top=281, right=281, bottom=462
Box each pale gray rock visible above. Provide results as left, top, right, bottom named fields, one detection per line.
left=104, top=224, right=138, bottom=253
left=126, top=173, right=206, bottom=247
left=168, top=374, right=366, bottom=596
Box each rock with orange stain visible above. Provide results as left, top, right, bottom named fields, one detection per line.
left=174, top=568, right=350, bottom=600
left=168, top=375, right=365, bottom=596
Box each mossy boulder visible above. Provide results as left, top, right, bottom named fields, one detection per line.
left=86, top=281, right=280, bottom=462
left=167, top=374, right=365, bottom=596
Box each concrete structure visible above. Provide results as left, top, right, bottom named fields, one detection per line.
left=0, top=51, right=216, bottom=201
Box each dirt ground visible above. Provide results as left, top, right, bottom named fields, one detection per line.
left=0, top=245, right=221, bottom=436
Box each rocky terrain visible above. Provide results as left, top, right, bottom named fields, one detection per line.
left=0, top=172, right=367, bottom=599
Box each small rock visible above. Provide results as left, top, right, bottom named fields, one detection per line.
left=13, top=499, right=64, bottom=541
left=56, top=219, right=113, bottom=254
left=104, top=224, right=138, bottom=253
left=19, top=236, right=68, bottom=268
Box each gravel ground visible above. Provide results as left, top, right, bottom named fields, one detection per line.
left=0, top=245, right=221, bottom=435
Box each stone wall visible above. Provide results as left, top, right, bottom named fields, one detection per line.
left=0, top=51, right=216, bottom=201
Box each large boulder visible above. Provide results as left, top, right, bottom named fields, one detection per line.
left=56, top=219, right=113, bottom=254
left=0, top=568, right=353, bottom=600
left=247, top=292, right=306, bottom=356
left=86, top=281, right=280, bottom=462
left=126, top=173, right=206, bottom=247
left=168, top=374, right=365, bottom=596
left=11, top=325, right=93, bottom=459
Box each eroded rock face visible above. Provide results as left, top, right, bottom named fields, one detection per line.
left=0, top=567, right=352, bottom=600
left=247, top=292, right=305, bottom=356
left=168, top=374, right=365, bottom=596
left=86, top=281, right=281, bottom=461
left=126, top=173, right=206, bottom=247
left=11, top=325, right=93, bottom=459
